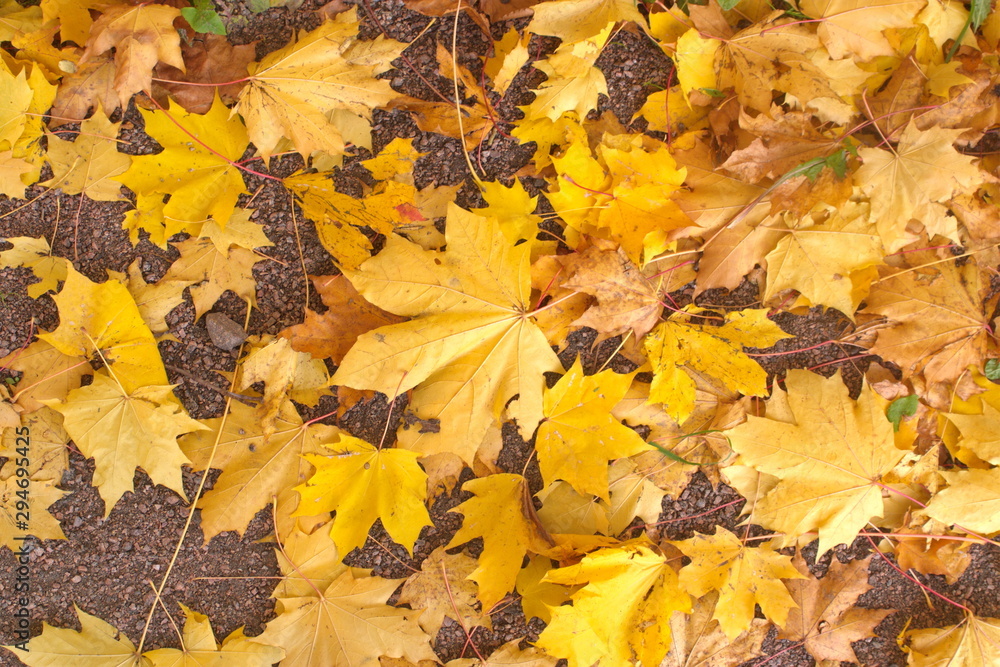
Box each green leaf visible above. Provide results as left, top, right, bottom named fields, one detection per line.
left=649, top=441, right=702, bottom=465
left=825, top=149, right=848, bottom=179
left=249, top=0, right=271, bottom=12
left=717, top=0, right=741, bottom=9
left=802, top=160, right=826, bottom=181
left=985, top=358, right=1000, bottom=380
left=946, top=0, right=989, bottom=61
left=182, top=0, right=227, bottom=35
left=970, top=0, right=991, bottom=29
left=699, top=87, right=726, bottom=97
left=782, top=7, right=810, bottom=19
left=886, top=395, right=918, bottom=432
left=648, top=429, right=727, bottom=465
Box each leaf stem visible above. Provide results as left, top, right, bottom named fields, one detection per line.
left=150, top=76, right=251, bottom=87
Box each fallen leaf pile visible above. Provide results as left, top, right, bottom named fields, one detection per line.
left=2, top=0, right=1000, bottom=664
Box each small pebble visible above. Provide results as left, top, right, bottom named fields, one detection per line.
left=205, top=312, right=247, bottom=351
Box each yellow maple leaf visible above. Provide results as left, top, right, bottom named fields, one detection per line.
left=863, top=259, right=990, bottom=386
left=0, top=149, right=32, bottom=198
left=516, top=556, right=570, bottom=624
left=235, top=11, right=403, bottom=160
left=447, top=473, right=552, bottom=609
left=527, top=0, right=644, bottom=45
left=271, top=521, right=347, bottom=598
left=38, top=265, right=168, bottom=393
left=332, top=204, right=561, bottom=463
left=537, top=481, right=611, bottom=535
left=548, top=138, right=689, bottom=266
left=239, top=336, right=329, bottom=436
left=0, top=236, right=67, bottom=298
left=486, top=29, right=531, bottom=96
left=108, top=261, right=194, bottom=336
left=0, top=0, right=41, bottom=42
left=0, top=341, right=89, bottom=414
left=0, top=408, right=69, bottom=482
left=0, top=467, right=65, bottom=548
left=634, top=88, right=709, bottom=138
left=398, top=547, right=492, bottom=636
left=116, top=95, right=248, bottom=228
left=526, top=24, right=611, bottom=121
left=295, top=434, right=431, bottom=556
left=472, top=179, right=541, bottom=246
left=607, top=457, right=669, bottom=535
left=906, top=613, right=1000, bottom=666
left=253, top=569, right=435, bottom=667
left=80, top=3, right=184, bottom=105
left=0, top=64, right=34, bottom=150
left=671, top=527, right=803, bottom=639
left=43, top=373, right=205, bottom=514
left=725, top=370, right=907, bottom=555
left=143, top=604, right=284, bottom=667
left=40, top=0, right=103, bottom=46
left=924, top=469, right=1000, bottom=533
left=854, top=122, right=983, bottom=252
left=511, top=112, right=588, bottom=171
left=360, top=137, right=424, bottom=180
left=469, top=640, right=561, bottom=667
left=799, top=0, right=927, bottom=60
left=945, top=404, right=1000, bottom=465
left=199, top=208, right=273, bottom=254
left=12, top=22, right=80, bottom=80
left=716, top=11, right=837, bottom=114
left=535, top=541, right=691, bottom=667
left=42, top=107, right=130, bottom=201
left=763, top=203, right=883, bottom=317
left=284, top=172, right=412, bottom=269
left=122, top=194, right=172, bottom=247
left=180, top=399, right=339, bottom=539
left=4, top=605, right=149, bottom=666
left=675, top=29, right=719, bottom=104
left=644, top=307, right=792, bottom=424
left=9, top=63, right=56, bottom=181
left=536, top=358, right=650, bottom=500
left=161, top=237, right=259, bottom=319
left=547, top=140, right=610, bottom=236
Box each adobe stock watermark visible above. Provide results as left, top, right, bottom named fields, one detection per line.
left=10, top=425, right=33, bottom=651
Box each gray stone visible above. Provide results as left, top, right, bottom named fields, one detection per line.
left=205, top=313, right=247, bottom=351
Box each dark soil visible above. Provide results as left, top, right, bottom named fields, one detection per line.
left=1, top=1, right=997, bottom=666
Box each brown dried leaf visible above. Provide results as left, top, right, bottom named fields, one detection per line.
left=665, top=591, right=768, bottom=667
left=864, top=53, right=925, bottom=139
left=720, top=107, right=842, bottom=184
left=80, top=3, right=185, bottom=105
left=562, top=238, right=663, bottom=339
left=716, top=11, right=836, bottom=114
left=152, top=34, right=256, bottom=114
left=778, top=556, right=892, bottom=663
left=696, top=215, right=783, bottom=293
left=398, top=547, right=492, bottom=636
left=894, top=533, right=972, bottom=584
left=49, top=53, right=119, bottom=127
left=280, top=275, right=407, bottom=364
left=864, top=260, right=990, bottom=386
